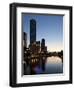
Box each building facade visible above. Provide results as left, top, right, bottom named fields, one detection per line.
left=29, top=41, right=40, bottom=54
left=30, top=19, right=36, bottom=44
left=41, top=38, right=47, bottom=53
left=23, top=32, right=27, bottom=48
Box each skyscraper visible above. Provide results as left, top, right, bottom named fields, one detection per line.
left=23, top=32, right=27, bottom=48
left=30, top=19, right=36, bottom=44
left=41, top=38, right=47, bottom=53
left=41, top=39, right=45, bottom=47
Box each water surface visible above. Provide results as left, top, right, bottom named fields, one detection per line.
left=34, top=56, right=63, bottom=74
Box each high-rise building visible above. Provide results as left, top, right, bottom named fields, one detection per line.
left=29, top=41, right=40, bottom=54
left=23, top=32, right=27, bottom=48
left=36, top=41, right=40, bottom=53
left=41, top=39, right=45, bottom=47
left=41, top=38, right=47, bottom=53
left=30, top=19, right=36, bottom=44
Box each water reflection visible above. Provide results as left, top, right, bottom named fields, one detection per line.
left=43, top=56, right=63, bottom=74
left=33, top=56, right=63, bottom=74
left=23, top=56, right=63, bottom=75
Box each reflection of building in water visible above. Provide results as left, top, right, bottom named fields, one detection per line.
left=22, top=19, right=63, bottom=75
left=23, top=32, right=27, bottom=48
left=30, top=19, right=36, bottom=44
left=23, top=19, right=48, bottom=75
left=41, top=38, right=47, bottom=53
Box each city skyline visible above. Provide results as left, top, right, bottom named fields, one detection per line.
left=22, top=13, right=63, bottom=52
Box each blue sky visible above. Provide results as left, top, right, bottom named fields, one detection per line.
left=22, top=13, right=63, bottom=52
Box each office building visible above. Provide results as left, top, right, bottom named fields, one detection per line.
left=23, top=32, right=27, bottom=48
left=41, top=38, right=47, bottom=53
left=30, top=19, right=36, bottom=44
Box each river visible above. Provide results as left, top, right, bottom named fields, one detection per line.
left=33, top=56, right=63, bottom=74
left=23, top=56, right=63, bottom=75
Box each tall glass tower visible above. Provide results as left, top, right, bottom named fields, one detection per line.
left=23, top=32, right=27, bottom=48
left=30, top=19, right=36, bottom=44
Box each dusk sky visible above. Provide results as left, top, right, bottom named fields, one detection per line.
left=22, top=13, right=63, bottom=52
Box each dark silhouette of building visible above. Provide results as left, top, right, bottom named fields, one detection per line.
left=35, top=41, right=40, bottom=53
left=23, top=32, right=27, bottom=48
left=41, top=39, right=45, bottom=47
left=41, top=38, right=47, bottom=53
left=30, top=19, right=36, bottom=44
